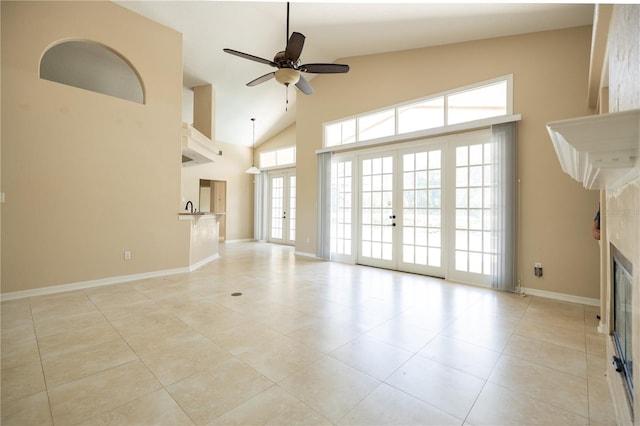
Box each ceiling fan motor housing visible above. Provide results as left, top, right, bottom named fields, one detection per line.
left=273, top=51, right=296, bottom=67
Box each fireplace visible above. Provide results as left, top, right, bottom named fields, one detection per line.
left=612, top=244, right=634, bottom=406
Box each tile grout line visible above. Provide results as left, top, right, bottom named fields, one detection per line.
left=27, top=299, right=56, bottom=425
left=74, top=290, right=178, bottom=425
left=483, top=298, right=592, bottom=422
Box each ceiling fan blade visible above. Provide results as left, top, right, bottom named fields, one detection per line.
left=285, top=32, right=305, bottom=62
left=301, top=63, right=350, bottom=74
left=223, top=48, right=277, bottom=67
left=247, top=72, right=275, bottom=87
left=295, top=74, right=314, bottom=95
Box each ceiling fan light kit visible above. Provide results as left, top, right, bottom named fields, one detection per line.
left=275, top=68, right=300, bottom=86
left=223, top=2, right=349, bottom=98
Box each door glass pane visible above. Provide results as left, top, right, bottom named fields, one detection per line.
left=270, top=177, right=284, bottom=239
left=401, top=149, right=442, bottom=268
left=404, top=173, right=414, bottom=190
left=361, top=155, right=393, bottom=261
left=428, top=248, right=441, bottom=267
left=456, top=250, right=468, bottom=271
left=428, top=189, right=440, bottom=208
left=429, top=150, right=441, bottom=169
left=403, top=245, right=414, bottom=263
left=331, top=160, right=353, bottom=256
left=456, top=146, right=468, bottom=166
left=289, top=175, right=296, bottom=242
left=456, top=189, right=468, bottom=208
left=455, top=142, right=493, bottom=276
left=428, top=209, right=441, bottom=228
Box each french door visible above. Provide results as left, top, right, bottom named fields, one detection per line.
left=268, top=169, right=296, bottom=245
left=357, top=145, right=445, bottom=277
left=332, top=130, right=493, bottom=285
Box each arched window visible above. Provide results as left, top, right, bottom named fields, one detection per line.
left=40, top=40, right=145, bottom=104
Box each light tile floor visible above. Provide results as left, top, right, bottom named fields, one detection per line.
left=1, top=242, right=617, bottom=425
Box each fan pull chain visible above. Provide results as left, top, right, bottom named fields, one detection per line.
left=285, top=84, right=289, bottom=112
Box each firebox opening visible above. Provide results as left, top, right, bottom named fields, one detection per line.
left=611, top=244, right=634, bottom=409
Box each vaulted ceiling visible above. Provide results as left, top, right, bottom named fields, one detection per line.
left=116, top=1, right=594, bottom=147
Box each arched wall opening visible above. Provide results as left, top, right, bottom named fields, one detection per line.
left=40, top=40, right=145, bottom=104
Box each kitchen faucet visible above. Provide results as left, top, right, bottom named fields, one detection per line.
left=185, top=200, right=193, bottom=213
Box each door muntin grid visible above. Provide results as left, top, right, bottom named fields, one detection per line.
left=270, top=176, right=284, bottom=240
left=331, top=159, right=353, bottom=257
left=454, top=142, right=493, bottom=278
left=335, top=131, right=493, bottom=282
left=360, top=155, right=394, bottom=262
left=401, top=149, right=442, bottom=270
left=288, top=175, right=296, bottom=243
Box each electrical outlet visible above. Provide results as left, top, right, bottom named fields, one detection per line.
left=534, top=262, right=543, bottom=277
left=124, top=250, right=132, bottom=260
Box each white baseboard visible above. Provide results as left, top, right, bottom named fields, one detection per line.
left=225, top=238, right=254, bottom=244
left=294, top=251, right=320, bottom=259
left=1, top=255, right=221, bottom=302
left=520, top=286, right=600, bottom=306
left=188, top=254, right=220, bottom=271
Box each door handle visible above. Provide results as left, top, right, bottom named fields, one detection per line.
left=389, top=215, right=396, bottom=219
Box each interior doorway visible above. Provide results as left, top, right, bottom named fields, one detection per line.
left=199, top=179, right=227, bottom=242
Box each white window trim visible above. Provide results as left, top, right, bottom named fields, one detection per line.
left=317, top=113, right=521, bottom=155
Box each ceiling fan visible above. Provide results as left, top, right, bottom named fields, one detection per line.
left=223, top=2, right=349, bottom=96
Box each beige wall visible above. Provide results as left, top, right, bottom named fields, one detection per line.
left=1, top=1, right=189, bottom=294
left=294, top=26, right=599, bottom=298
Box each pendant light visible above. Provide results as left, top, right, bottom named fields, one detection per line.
left=246, top=118, right=260, bottom=174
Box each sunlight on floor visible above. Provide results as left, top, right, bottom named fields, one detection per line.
left=1, top=242, right=616, bottom=425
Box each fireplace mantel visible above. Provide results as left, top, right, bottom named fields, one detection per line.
left=547, top=109, right=639, bottom=190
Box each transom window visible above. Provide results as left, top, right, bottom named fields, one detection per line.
left=324, top=76, right=511, bottom=148
left=260, top=146, right=296, bottom=169
left=448, top=81, right=508, bottom=125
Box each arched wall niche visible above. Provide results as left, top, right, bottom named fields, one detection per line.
left=39, top=39, right=146, bottom=104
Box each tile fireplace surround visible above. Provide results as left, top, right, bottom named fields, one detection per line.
left=602, top=178, right=639, bottom=424
left=549, top=107, right=639, bottom=424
